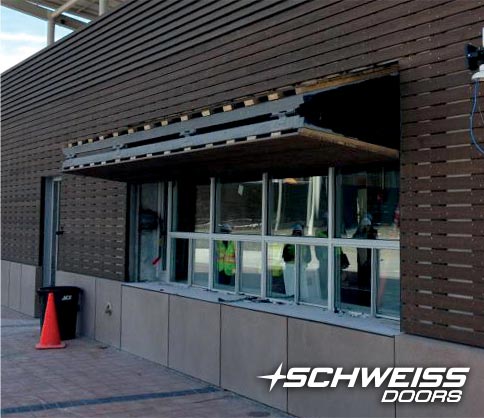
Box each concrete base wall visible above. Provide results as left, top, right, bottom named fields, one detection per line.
left=169, top=296, right=220, bottom=385
left=287, top=318, right=395, bottom=418
left=221, top=306, right=288, bottom=410
left=395, top=334, right=484, bottom=418
left=16, top=271, right=484, bottom=418
left=121, top=286, right=169, bottom=365
left=1, top=260, right=41, bottom=317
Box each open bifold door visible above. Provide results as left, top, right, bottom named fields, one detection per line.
left=63, top=75, right=399, bottom=182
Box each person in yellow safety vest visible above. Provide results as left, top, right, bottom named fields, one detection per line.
left=217, top=224, right=236, bottom=286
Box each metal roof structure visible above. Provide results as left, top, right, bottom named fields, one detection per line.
left=3, top=0, right=126, bottom=42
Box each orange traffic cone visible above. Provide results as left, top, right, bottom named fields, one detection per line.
left=36, top=292, right=66, bottom=349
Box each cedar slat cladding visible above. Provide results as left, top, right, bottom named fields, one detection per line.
left=2, top=0, right=484, bottom=345
left=57, top=175, right=127, bottom=280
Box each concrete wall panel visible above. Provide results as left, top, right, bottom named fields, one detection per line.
left=169, top=296, right=220, bottom=385
left=221, top=306, right=287, bottom=411
left=95, top=278, right=122, bottom=347
left=287, top=318, right=395, bottom=418
left=395, top=334, right=484, bottom=418
left=1, top=260, right=10, bottom=306
left=8, top=262, right=21, bottom=311
left=56, top=271, right=96, bottom=338
left=19, top=264, right=40, bottom=317
left=121, top=286, right=168, bottom=365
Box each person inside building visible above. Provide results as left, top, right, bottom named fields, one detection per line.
left=282, top=224, right=311, bottom=297
left=217, top=224, right=236, bottom=286
left=353, top=214, right=377, bottom=290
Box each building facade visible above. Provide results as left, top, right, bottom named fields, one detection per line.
left=2, top=1, right=484, bottom=416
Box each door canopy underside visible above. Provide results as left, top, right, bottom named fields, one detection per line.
left=63, top=74, right=400, bottom=182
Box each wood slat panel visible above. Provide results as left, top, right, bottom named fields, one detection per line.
left=2, top=0, right=484, bottom=347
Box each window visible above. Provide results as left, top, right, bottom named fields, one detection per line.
left=267, top=242, right=293, bottom=300
left=173, top=180, right=210, bottom=233
left=172, top=238, right=189, bottom=283
left=299, top=245, right=328, bottom=306
left=270, top=176, right=328, bottom=237
left=335, top=246, right=371, bottom=313
left=193, top=239, right=209, bottom=287
left=377, top=249, right=400, bottom=318
left=166, top=168, right=400, bottom=320
left=336, top=168, right=399, bottom=240
left=216, top=179, right=262, bottom=234
left=240, top=242, right=262, bottom=295
left=130, top=182, right=167, bottom=282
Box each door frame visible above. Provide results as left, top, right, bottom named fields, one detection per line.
left=42, top=176, right=62, bottom=287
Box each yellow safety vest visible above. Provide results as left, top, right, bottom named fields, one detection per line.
left=269, top=243, right=284, bottom=277
left=217, top=241, right=236, bottom=276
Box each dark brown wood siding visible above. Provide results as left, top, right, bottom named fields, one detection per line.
left=2, top=0, right=484, bottom=345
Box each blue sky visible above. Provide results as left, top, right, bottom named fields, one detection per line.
left=0, top=6, right=73, bottom=73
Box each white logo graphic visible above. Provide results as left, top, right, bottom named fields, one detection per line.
left=258, top=364, right=469, bottom=403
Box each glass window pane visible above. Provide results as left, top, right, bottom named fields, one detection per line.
left=240, top=242, right=261, bottom=295
left=267, top=242, right=294, bottom=301
left=336, top=168, right=399, bottom=240
left=193, top=239, right=209, bottom=287
left=172, top=238, right=189, bottom=283
left=270, top=176, right=328, bottom=237
left=138, top=183, right=160, bottom=281
left=299, top=245, right=328, bottom=306
left=335, top=246, right=371, bottom=313
left=216, top=179, right=262, bottom=234
left=173, top=180, right=210, bottom=233
left=214, top=239, right=236, bottom=291
left=377, top=249, right=400, bottom=318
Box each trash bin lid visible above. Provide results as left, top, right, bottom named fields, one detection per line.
left=37, top=286, right=83, bottom=295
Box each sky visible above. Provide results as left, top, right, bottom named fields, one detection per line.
left=0, top=6, right=74, bottom=73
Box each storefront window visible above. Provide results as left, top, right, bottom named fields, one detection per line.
left=240, top=242, right=261, bottom=295
left=336, top=168, right=399, bottom=240
left=270, top=176, right=328, bottom=237
left=193, top=239, right=209, bottom=287
left=173, top=180, right=210, bottom=233
left=216, top=179, right=262, bottom=234
left=377, top=249, right=400, bottom=318
left=299, top=245, right=328, bottom=306
left=166, top=169, right=400, bottom=321
left=335, top=246, right=371, bottom=313
left=214, top=239, right=236, bottom=291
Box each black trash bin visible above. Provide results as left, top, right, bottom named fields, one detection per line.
left=38, top=286, right=82, bottom=340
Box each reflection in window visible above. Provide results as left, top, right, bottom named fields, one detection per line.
left=172, top=239, right=189, bottom=282
left=377, top=249, right=400, bottom=318
left=299, top=245, right=328, bottom=306
left=138, top=183, right=161, bottom=281
left=193, top=239, right=209, bottom=287
left=336, top=168, right=399, bottom=240
left=267, top=242, right=294, bottom=300
left=173, top=180, right=210, bottom=233
left=270, top=176, right=328, bottom=237
left=214, top=239, right=236, bottom=291
left=216, top=179, right=262, bottom=234
left=240, top=242, right=261, bottom=295
left=335, top=246, right=371, bottom=313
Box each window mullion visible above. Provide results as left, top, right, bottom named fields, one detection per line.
left=261, top=173, right=268, bottom=298
left=208, top=177, right=216, bottom=291
left=328, top=167, right=335, bottom=311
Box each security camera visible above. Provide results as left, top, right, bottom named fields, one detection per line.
left=472, top=65, right=484, bottom=81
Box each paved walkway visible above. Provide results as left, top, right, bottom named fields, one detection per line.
left=1, top=307, right=289, bottom=418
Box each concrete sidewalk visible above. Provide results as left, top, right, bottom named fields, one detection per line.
left=1, top=307, right=289, bottom=418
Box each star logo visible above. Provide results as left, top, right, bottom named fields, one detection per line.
left=257, top=363, right=286, bottom=392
